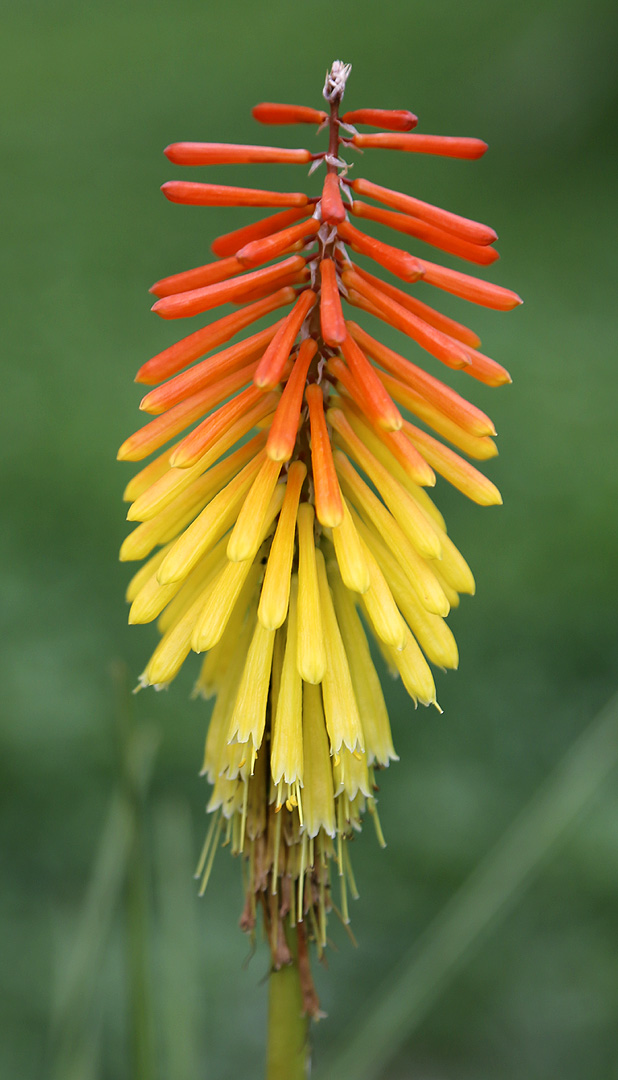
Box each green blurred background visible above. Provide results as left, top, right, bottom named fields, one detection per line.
left=3, top=0, right=618, bottom=1076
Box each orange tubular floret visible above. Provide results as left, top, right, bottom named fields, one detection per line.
left=341, top=109, right=417, bottom=131
left=135, top=289, right=294, bottom=385
left=338, top=397, right=435, bottom=487
left=170, top=386, right=279, bottom=469
left=118, top=364, right=259, bottom=463
left=152, top=256, right=306, bottom=320
left=321, top=173, right=346, bottom=225
left=328, top=356, right=386, bottom=432
left=139, top=323, right=283, bottom=414
left=457, top=349, right=512, bottom=387
left=237, top=217, right=320, bottom=268
left=375, top=370, right=498, bottom=460
left=211, top=207, right=313, bottom=258
left=254, top=290, right=317, bottom=389
left=339, top=333, right=403, bottom=431
left=229, top=269, right=310, bottom=306
left=347, top=323, right=496, bottom=436
left=306, top=385, right=344, bottom=528
left=161, top=181, right=310, bottom=208
left=320, top=260, right=346, bottom=346
left=342, top=268, right=471, bottom=370
left=416, top=258, right=523, bottom=311
left=351, top=178, right=497, bottom=246
left=150, top=255, right=244, bottom=299
left=337, top=221, right=423, bottom=282
left=164, top=142, right=311, bottom=166
left=350, top=202, right=499, bottom=267
left=379, top=428, right=435, bottom=487
left=352, top=133, right=488, bottom=159
left=348, top=266, right=481, bottom=348
left=266, top=339, right=317, bottom=461
left=252, top=102, right=328, bottom=125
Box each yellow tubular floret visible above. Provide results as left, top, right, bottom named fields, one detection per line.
left=337, top=458, right=450, bottom=617
left=195, top=568, right=263, bottom=699
left=227, top=457, right=283, bottom=562
left=356, top=536, right=408, bottom=651
left=130, top=528, right=232, bottom=626
left=122, top=443, right=179, bottom=503
left=296, top=503, right=326, bottom=684
left=128, top=432, right=266, bottom=522
left=403, top=424, right=502, bottom=505
left=156, top=535, right=231, bottom=635
left=403, top=482, right=447, bottom=531
left=192, top=487, right=285, bottom=652
left=315, top=549, right=364, bottom=754
left=226, top=621, right=276, bottom=752
left=129, top=568, right=186, bottom=626
left=332, top=746, right=371, bottom=801
left=432, top=565, right=460, bottom=609
left=330, top=498, right=370, bottom=594
left=357, top=523, right=459, bottom=669
left=201, top=606, right=256, bottom=781
left=329, top=407, right=442, bottom=560
left=119, top=472, right=219, bottom=562
left=329, top=564, right=398, bottom=766
left=377, top=375, right=499, bottom=460
left=301, top=682, right=336, bottom=839
left=157, top=452, right=265, bottom=585
left=385, top=623, right=438, bottom=708
left=140, top=558, right=226, bottom=689
left=270, top=577, right=303, bottom=786
left=125, top=543, right=171, bottom=603
left=258, top=460, right=306, bottom=629
left=427, top=524, right=475, bottom=595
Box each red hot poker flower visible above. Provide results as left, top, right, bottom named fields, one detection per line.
left=119, top=59, right=521, bottom=1016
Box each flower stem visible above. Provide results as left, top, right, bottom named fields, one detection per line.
left=266, top=947, right=309, bottom=1080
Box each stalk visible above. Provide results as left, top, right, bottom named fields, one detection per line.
left=266, top=945, right=309, bottom=1080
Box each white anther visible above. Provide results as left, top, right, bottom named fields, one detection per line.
left=338, top=121, right=359, bottom=137
left=318, top=223, right=338, bottom=245
left=325, top=154, right=348, bottom=169
left=309, top=156, right=326, bottom=176
left=323, top=60, right=352, bottom=103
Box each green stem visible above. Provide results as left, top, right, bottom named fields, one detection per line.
left=266, top=952, right=309, bottom=1080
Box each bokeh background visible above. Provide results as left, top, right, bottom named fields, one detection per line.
left=3, top=0, right=618, bottom=1077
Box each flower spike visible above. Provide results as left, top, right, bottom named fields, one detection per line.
left=119, top=60, right=519, bottom=1013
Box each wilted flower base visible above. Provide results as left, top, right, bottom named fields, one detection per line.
left=119, top=60, right=519, bottom=1013
left=199, top=789, right=373, bottom=1016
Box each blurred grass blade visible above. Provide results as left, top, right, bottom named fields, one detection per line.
left=317, top=690, right=618, bottom=1080
left=124, top=731, right=160, bottom=1080
left=154, top=800, right=202, bottom=1080
left=50, top=791, right=134, bottom=1074
left=51, top=663, right=160, bottom=1080
left=58, top=1005, right=104, bottom=1080
left=114, top=661, right=161, bottom=1080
